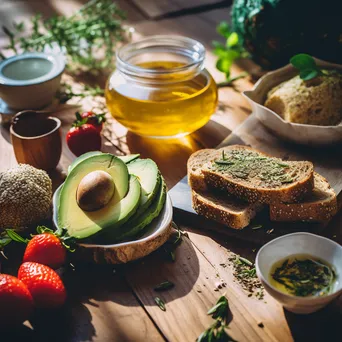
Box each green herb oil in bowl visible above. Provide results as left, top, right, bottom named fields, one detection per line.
left=269, top=254, right=336, bottom=297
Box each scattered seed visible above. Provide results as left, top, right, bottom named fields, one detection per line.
left=251, top=225, right=263, bottom=230
left=258, top=322, right=264, bottom=328
left=266, top=229, right=274, bottom=234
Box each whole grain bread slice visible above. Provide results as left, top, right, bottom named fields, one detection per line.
left=187, top=149, right=221, bottom=191
left=201, top=145, right=314, bottom=204
left=192, top=189, right=263, bottom=229
left=270, top=172, right=338, bottom=222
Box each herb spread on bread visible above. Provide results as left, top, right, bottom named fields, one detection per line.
left=210, top=149, right=293, bottom=187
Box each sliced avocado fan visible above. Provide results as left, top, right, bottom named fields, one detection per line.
left=58, top=154, right=141, bottom=239
left=127, top=158, right=161, bottom=215
left=103, top=177, right=167, bottom=242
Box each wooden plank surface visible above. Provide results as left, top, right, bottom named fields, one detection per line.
left=1, top=1, right=341, bottom=342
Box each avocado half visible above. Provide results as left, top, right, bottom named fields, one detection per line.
left=58, top=154, right=141, bottom=239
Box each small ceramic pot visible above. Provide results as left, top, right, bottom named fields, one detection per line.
left=0, top=52, right=65, bottom=110
left=243, top=58, right=342, bottom=146
left=10, top=110, right=62, bottom=170
left=256, top=232, right=342, bottom=314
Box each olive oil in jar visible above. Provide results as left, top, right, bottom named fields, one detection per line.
left=269, top=254, right=337, bottom=297
left=105, top=60, right=218, bottom=138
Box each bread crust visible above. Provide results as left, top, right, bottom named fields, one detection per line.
left=270, top=173, right=338, bottom=222
left=191, top=190, right=261, bottom=229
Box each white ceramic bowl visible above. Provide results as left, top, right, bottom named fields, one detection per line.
left=0, top=52, right=65, bottom=110
left=52, top=184, right=173, bottom=264
left=256, top=232, right=342, bottom=314
left=243, top=58, right=342, bottom=146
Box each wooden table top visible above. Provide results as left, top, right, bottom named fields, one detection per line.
left=0, top=1, right=341, bottom=341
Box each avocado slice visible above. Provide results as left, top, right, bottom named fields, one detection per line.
left=68, top=152, right=140, bottom=174
left=104, top=177, right=167, bottom=242
left=127, top=158, right=160, bottom=215
left=58, top=154, right=141, bottom=239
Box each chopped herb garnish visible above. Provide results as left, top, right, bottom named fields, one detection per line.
left=154, top=281, right=175, bottom=292
left=251, top=225, right=263, bottom=230
left=154, top=297, right=166, bottom=311
left=271, top=256, right=336, bottom=297
left=197, top=295, right=237, bottom=342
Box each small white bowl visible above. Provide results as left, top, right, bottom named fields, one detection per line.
left=256, top=232, right=342, bottom=314
left=243, top=58, right=342, bottom=146
left=52, top=184, right=173, bottom=264
left=0, top=52, right=65, bottom=110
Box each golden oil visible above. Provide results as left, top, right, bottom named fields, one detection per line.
left=105, top=60, right=218, bottom=138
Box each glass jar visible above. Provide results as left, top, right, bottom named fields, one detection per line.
left=105, top=36, right=218, bottom=138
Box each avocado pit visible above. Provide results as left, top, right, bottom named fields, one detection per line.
left=76, top=170, right=115, bottom=211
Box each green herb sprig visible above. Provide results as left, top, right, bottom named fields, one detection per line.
left=213, top=22, right=249, bottom=86
left=1, top=0, right=127, bottom=71
left=197, top=295, right=237, bottom=342
left=290, top=54, right=323, bottom=81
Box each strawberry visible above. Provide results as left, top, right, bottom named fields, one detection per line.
left=80, top=111, right=105, bottom=133
left=23, top=233, right=66, bottom=269
left=66, top=123, right=101, bottom=157
left=18, top=262, right=66, bottom=309
left=0, top=274, right=34, bottom=327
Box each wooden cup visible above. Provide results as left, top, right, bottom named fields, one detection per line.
left=10, top=110, right=62, bottom=170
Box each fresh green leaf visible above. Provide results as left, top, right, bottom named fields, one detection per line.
left=300, top=69, right=320, bottom=81
left=216, top=58, right=232, bottom=74
left=154, top=281, right=174, bottom=292
left=154, top=297, right=166, bottom=311
left=217, top=21, right=230, bottom=38
left=227, top=32, right=239, bottom=48
left=6, top=229, right=29, bottom=244
left=290, top=54, right=317, bottom=71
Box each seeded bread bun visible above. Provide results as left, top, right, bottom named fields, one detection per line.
left=264, top=73, right=342, bottom=126
left=270, top=172, right=338, bottom=222
left=202, top=145, right=314, bottom=204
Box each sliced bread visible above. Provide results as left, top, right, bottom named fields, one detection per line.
left=192, top=189, right=263, bottom=229
left=187, top=149, right=221, bottom=191
left=270, top=173, right=338, bottom=222
left=201, top=145, right=314, bottom=204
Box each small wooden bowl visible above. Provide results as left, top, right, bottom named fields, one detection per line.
left=10, top=110, right=62, bottom=170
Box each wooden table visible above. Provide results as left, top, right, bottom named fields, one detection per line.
left=0, top=1, right=341, bottom=341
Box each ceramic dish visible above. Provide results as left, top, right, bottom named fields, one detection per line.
left=256, top=232, right=342, bottom=314
left=0, top=52, right=65, bottom=110
left=243, top=58, right=342, bottom=146
left=53, top=184, right=173, bottom=264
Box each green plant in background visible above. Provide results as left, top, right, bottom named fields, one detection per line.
left=0, top=0, right=127, bottom=71
left=213, top=21, right=249, bottom=86
left=290, top=54, right=323, bottom=81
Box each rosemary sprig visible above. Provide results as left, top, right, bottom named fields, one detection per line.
left=197, top=295, right=237, bottom=342
left=1, top=0, right=127, bottom=71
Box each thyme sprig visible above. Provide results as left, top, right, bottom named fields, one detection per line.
left=1, top=0, right=127, bottom=71
left=197, top=295, right=237, bottom=342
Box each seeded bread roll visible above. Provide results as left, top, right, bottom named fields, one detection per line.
left=270, top=173, right=338, bottom=222
left=192, top=189, right=263, bottom=229
left=264, top=73, right=342, bottom=126
left=202, top=145, right=314, bottom=204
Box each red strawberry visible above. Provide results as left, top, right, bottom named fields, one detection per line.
left=0, top=274, right=34, bottom=327
left=23, top=233, right=66, bottom=269
left=66, top=124, right=102, bottom=157
left=18, top=262, right=66, bottom=309
left=81, top=111, right=105, bottom=133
